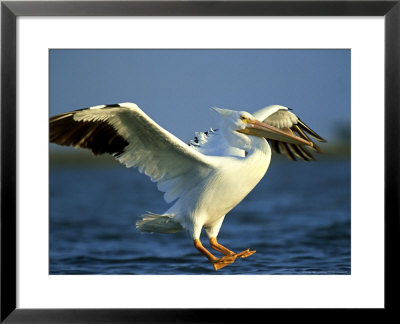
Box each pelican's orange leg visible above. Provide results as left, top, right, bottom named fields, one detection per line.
left=209, top=237, right=235, bottom=255
left=209, top=237, right=256, bottom=259
left=193, top=239, right=236, bottom=271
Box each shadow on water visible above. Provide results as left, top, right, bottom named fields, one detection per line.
left=50, top=155, right=351, bottom=275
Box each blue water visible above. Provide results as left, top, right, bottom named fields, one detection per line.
left=49, top=157, right=350, bottom=275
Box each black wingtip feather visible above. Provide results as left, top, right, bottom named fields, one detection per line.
left=297, top=119, right=326, bottom=142
left=298, top=145, right=315, bottom=161
left=279, top=142, right=297, bottom=161
left=269, top=140, right=281, bottom=154
left=289, top=144, right=311, bottom=161
left=50, top=112, right=129, bottom=157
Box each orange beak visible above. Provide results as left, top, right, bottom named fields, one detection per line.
left=237, top=119, right=313, bottom=147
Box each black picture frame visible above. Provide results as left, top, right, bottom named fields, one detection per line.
left=1, top=0, right=399, bottom=322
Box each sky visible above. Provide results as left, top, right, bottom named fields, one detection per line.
left=50, top=49, right=350, bottom=143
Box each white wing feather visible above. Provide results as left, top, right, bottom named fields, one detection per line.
left=51, top=103, right=216, bottom=203
left=252, top=105, right=298, bottom=127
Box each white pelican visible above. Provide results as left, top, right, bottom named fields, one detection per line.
left=50, top=103, right=325, bottom=270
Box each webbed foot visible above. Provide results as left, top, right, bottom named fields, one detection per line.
left=211, top=255, right=237, bottom=270
left=234, top=249, right=256, bottom=259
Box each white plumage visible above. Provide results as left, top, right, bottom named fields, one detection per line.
left=50, top=102, right=325, bottom=270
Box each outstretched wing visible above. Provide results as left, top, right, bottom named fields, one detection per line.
left=50, top=102, right=216, bottom=203
left=253, top=105, right=326, bottom=161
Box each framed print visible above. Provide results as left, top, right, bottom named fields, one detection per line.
left=1, top=0, right=399, bottom=322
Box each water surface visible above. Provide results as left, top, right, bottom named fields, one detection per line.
left=50, top=157, right=350, bottom=275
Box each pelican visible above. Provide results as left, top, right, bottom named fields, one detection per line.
left=50, top=103, right=325, bottom=270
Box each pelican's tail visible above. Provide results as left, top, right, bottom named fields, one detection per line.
left=136, top=212, right=183, bottom=234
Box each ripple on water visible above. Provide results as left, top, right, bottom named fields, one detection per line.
left=50, top=160, right=351, bottom=275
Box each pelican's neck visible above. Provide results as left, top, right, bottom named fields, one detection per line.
left=246, top=136, right=270, bottom=157
left=217, top=129, right=271, bottom=158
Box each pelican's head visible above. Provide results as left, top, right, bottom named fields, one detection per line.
left=212, top=107, right=312, bottom=148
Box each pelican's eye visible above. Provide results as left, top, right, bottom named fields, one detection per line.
left=240, top=115, right=250, bottom=124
